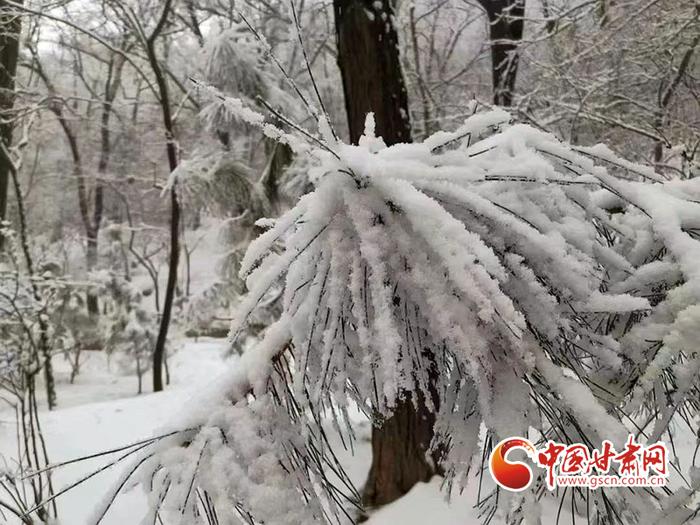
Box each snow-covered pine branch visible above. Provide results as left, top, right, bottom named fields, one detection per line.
left=199, top=25, right=301, bottom=141
left=94, top=107, right=700, bottom=524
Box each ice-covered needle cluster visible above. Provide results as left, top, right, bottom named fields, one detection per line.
left=118, top=108, right=700, bottom=525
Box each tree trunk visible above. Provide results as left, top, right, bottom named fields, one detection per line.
left=0, top=0, right=22, bottom=251
left=479, top=0, right=525, bottom=107
left=362, top=393, right=436, bottom=505
left=146, top=0, right=180, bottom=393
left=334, top=0, right=410, bottom=145
left=86, top=233, right=99, bottom=316
left=333, top=0, right=437, bottom=508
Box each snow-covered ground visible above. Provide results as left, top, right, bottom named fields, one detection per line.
left=4, top=337, right=690, bottom=524
left=0, top=339, right=489, bottom=524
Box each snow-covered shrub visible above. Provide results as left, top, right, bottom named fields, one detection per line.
left=101, top=273, right=161, bottom=394
left=91, top=104, right=700, bottom=524
left=200, top=24, right=297, bottom=141
left=0, top=249, right=43, bottom=388
left=0, top=227, right=74, bottom=396
left=49, top=266, right=108, bottom=383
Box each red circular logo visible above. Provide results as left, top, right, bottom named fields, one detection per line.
left=489, top=437, right=536, bottom=491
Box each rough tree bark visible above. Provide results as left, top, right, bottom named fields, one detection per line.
left=334, top=0, right=411, bottom=145
left=333, top=0, right=437, bottom=508
left=145, top=0, right=180, bottom=393
left=0, top=0, right=22, bottom=251
left=478, top=0, right=525, bottom=107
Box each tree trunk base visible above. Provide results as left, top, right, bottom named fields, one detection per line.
left=362, top=396, right=436, bottom=508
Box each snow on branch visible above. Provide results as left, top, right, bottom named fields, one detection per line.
left=86, top=107, right=700, bottom=524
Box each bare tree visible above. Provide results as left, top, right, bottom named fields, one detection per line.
left=519, top=0, right=699, bottom=175
left=137, top=0, right=180, bottom=393
left=27, top=37, right=126, bottom=319
left=653, top=32, right=699, bottom=166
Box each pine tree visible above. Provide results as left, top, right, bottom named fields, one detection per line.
left=91, top=101, right=700, bottom=524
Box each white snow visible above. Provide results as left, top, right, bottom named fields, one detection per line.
left=0, top=341, right=225, bottom=522
left=0, top=339, right=503, bottom=525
